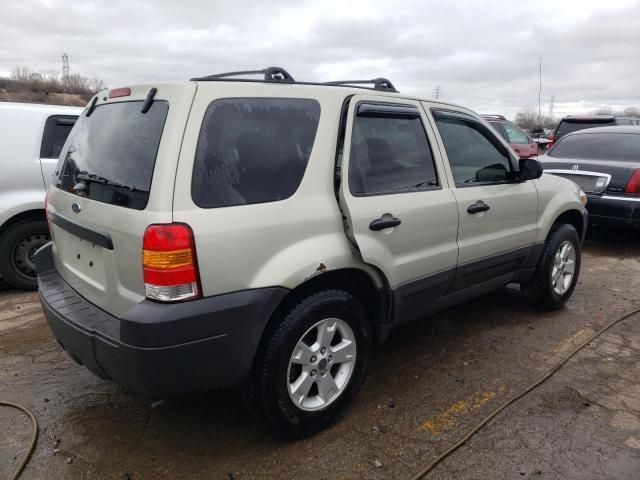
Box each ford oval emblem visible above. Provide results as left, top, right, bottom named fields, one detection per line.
left=71, top=202, right=82, bottom=213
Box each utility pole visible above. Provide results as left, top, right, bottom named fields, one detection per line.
left=62, top=53, right=71, bottom=105
left=433, top=85, right=441, bottom=100
left=538, top=57, right=542, bottom=127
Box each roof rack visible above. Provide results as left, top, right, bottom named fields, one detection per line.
left=191, top=67, right=295, bottom=83
left=322, top=78, right=397, bottom=92
left=190, top=66, right=399, bottom=92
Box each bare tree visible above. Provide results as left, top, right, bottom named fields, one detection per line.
left=515, top=107, right=556, bottom=130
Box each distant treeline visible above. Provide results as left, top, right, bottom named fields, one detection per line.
left=0, top=67, right=106, bottom=106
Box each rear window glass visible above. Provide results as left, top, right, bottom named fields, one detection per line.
left=57, top=101, right=169, bottom=210
left=40, top=115, right=77, bottom=159
left=549, top=133, right=640, bottom=162
left=192, top=98, right=320, bottom=208
left=556, top=119, right=614, bottom=138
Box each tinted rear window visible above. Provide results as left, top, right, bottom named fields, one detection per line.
left=556, top=119, right=614, bottom=138
left=549, top=133, right=640, bottom=161
left=57, top=101, right=168, bottom=210
left=192, top=98, right=320, bottom=208
left=40, top=115, right=77, bottom=159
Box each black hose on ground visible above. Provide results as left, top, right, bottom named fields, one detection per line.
left=409, top=306, right=640, bottom=480
left=0, top=400, right=38, bottom=480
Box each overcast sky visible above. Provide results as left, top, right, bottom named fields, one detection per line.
left=1, top=0, right=639, bottom=119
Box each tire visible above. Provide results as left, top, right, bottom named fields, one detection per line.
left=0, top=219, right=50, bottom=290
left=252, top=289, right=372, bottom=438
left=521, top=223, right=581, bottom=309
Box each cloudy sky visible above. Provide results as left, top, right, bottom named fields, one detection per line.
left=1, top=0, right=639, bottom=119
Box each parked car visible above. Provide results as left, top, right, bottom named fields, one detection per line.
left=0, top=102, right=81, bottom=289
left=482, top=114, right=540, bottom=158
left=548, top=115, right=640, bottom=148
left=540, top=126, right=640, bottom=229
left=37, top=67, right=587, bottom=438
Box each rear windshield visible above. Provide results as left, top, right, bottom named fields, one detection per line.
left=549, top=133, right=640, bottom=161
left=56, top=100, right=169, bottom=210
left=556, top=119, right=614, bottom=138
left=192, top=98, right=320, bottom=208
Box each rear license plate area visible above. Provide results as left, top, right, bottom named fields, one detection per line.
left=55, top=228, right=107, bottom=289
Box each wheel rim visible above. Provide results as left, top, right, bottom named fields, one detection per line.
left=551, top=240, right=576, bottom=295
left=287, top=317, right=357, bottom=412
left=12, top=232, right=50, bottom=278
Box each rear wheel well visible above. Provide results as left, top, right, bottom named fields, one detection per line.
left=256, top=268, right=390, bottom=364
left=0, top=210, right=46, bottom=237
left=552, top=210, right=584, bottom=242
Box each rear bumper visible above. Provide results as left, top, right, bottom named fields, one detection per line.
left=587, top=194, right=640, bottom=228
left=36, top=243, right=288, bottom=398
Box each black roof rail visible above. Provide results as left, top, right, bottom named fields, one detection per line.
left=323, top=78, right=398, bottom=92
left=191, top=66, right=295, bottom=83
left=190, top=67, right=399, bottom=92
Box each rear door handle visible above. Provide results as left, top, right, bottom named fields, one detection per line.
left=369, top=217, right=402, bottom=231
left=467, top=201, right=490, bottom=214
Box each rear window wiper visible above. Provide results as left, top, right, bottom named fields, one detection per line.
left=75, top=172, right=137, bottom=191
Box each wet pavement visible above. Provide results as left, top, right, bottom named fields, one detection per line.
left=1, top=226, right=639, bottom=480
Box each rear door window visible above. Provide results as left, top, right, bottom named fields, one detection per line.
left=57, top=101, right=169, bottom=210
left=40, top=115, right=77, bottom=159
left=349, top=104, right=439, bottom=195
left=192, top=98, right=320, bottom=208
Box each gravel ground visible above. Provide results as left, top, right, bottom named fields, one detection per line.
left=1, top=226, right=639, bottom=480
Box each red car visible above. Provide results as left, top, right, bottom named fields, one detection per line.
left=481, top=114, right=539, bottom=159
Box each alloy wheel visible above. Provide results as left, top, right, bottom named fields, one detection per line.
left=287, top=317, right=357, bottom=412
left=551, top=240, right=576, bottom=295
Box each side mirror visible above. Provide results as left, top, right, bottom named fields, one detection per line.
left=519, top=158, right=543, bottom=180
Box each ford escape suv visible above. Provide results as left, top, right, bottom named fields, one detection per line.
left=37, top=67, right=588, bottom=438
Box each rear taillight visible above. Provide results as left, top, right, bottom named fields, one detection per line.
left=142, top=224, right=201, bottom=302
left=626, top=169, right=640, bottom=195
left=548, top=132, right=555, bottom=148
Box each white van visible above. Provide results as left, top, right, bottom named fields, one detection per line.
left=0, top=102, right=82, bottom=289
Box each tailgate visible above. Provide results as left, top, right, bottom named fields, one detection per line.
left=46, top=83, right=196, bottom=317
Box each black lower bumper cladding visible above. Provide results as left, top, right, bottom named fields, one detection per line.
left=35, top=243, right=288, bottom=398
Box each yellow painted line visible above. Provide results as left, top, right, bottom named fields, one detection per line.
left=419, top=389, right=499, bottom=435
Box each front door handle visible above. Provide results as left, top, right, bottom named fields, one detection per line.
left=369, top=217, right=402, bottom=231
left=467, top=200, right=490, bottom=214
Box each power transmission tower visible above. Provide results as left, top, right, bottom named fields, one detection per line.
left=547, top=95, right=555, bottom=121
left=433, top=85, right=441, bottom=100
left=62, top=53, right=71, bottom=105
